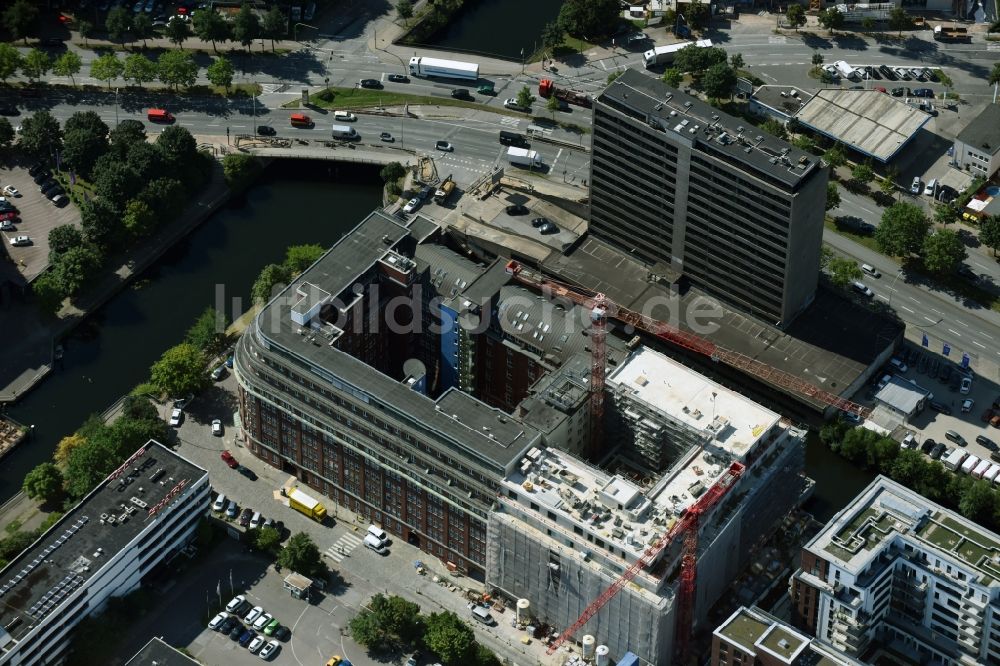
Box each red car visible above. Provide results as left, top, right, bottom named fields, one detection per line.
left=0, top=212, right=18, bottom=221
left=220, top=450, right=238, bottom=469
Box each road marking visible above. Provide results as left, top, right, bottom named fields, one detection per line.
left=930, top=308, right=943, bottom=314
left=973, top=340, right=986, bottom=348
left=325, top=533, right=363, bottom=563
left=900, top=305, right=915, bottom=313
left=909, top=296, right=919, bottom=302
left=876, top=294, right=889, bottom=302
left=983, top=333, right=994, bottom=340
left=550, top=148, right=563, bottom=169
left=924, top=316, right=936, bottom=323
left=955, top=319, right=968, bottom=327
left=947, top=328, right=961, bottom=337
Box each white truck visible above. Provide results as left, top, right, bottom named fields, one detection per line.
left=944, top=448, right=967, bottom=471
left=961, top=454, right=981, bottom=475
left=506, top=146, right=542, bottom=168
left=331, top=125, right=358, bottom=140
left=408, top=56, right=479, bottom=81
left=643, top=39, right=712, bottom=68
left=833, top=60, right=857, bottom=80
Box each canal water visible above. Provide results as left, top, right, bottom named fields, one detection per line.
left=0, top=161, right=382, bottom=503
left=417, top=0, right=565, bottom=61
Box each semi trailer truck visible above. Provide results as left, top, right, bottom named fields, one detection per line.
left=408, top=56, right=479, bottom=80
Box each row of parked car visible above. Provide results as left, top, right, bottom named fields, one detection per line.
left=208, top=594, right=287, bottom=659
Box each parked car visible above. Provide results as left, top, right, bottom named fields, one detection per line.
left=168, top=408, right=183, bottom=426
left=359, top=78, right=382, bottom=89
left=257, top=125, right=276, bottom=136
left=248, top=635, right=267, bottom=653
left=878, top=65, right=897, bottom=79
left=387, top=73, right=409, bottom=83
left=209, top=612, right=228, bottom=630
left=229, top=622, right=246, bottom=640
left=239, top=629, right=258, bottom=647
left=240, top=508, right=253, bottom=527
left=977, top=435, right=998, bottom=451
left=28, top=163, right=47, bottom=177
left=945, top=430, right=965, bottom=445
left=930, top=442, right=946, bottom=460
left=435, top=140, right=453, bottom=152
left=2, top=185, right=20, bottom=197
left=226, top=595, right=248, bottom=613
left=226, top=500, right=239, bottom=518
left=910, top=177, right=921, bottom=194
left=504, top=98, right=526, bottom=110
left=253, top=613, right=274, bottom=631
left=0, top=105, right=20, bottom=116
left=211, top=365, right=226, bottom=381
left=851, top=281, right=873, bottom=298
left=52, top=194, right=69, bottom=207
left=961, top=398, right=975, bottom=413
left=909, top=68, right=925, bottom=81
left=259, top=639, right=281, bottom=660
left=250, top=512, right=263, bottom=529
left=921, top=438, right=936, bottom=454
left=506, top=204, right=529, bottom=216
left=264, top=619, right=281, bottom=636
left=212, top=419, right=224, bottom=436
left=893, top=67, right=910, bottom=80
left=960, top=376, right=972, bottom=394
left=245, top=606, right=264, bottom=625
left=212, top=493, right=227, bottom=512
left=912, top=88, right=934, bottom=98
left=402, top=197, right=420, bottom=214
left=929, top=400, right=952, bottom=415
left=237, top=465, right=257, bottom=481
left=379, top=131, right=394, bottom=142
left=0, top=220, right=14, bottom=231
left=221, top=449, right=238, bottom=468
left=219, top=615, right=240, bottom=634
left=890, top=87, right=906, bottom=97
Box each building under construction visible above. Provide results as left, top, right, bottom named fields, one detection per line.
left=487, top=347, right=808, bottom=663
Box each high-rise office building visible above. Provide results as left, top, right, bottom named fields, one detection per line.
left=589, top=69, right=828, bottom=326
left=791, top=476, right=1000, bottom=665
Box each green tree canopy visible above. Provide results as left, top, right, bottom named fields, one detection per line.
left=109, top=119, right=147, bottom=158
left=164, top=15, right=193, bottom=48
left=48, top=225, right=84, bottom=258
left=138, top=177, right=186, bottom=220
left=730, top=52, right=744, bottom=70
left=261, top=6, right=287, bottom=51
left=662, top=68, right=682, bottom=87
left=63, top=128, right=108, bottom=178
left=33, top=272, right=66, bottom=315
left=156, top=125, right=199, bottom=170
left=396, top=0, right=414, bottom=22
left=825, top=182, right=841, bottom=211
left=979, top=215, right=1000, bottom=257
left=515, top=85, right=535, bottom=110
left=105, top=6, right=133, bottom=45
left=52, top=245, right=102, bottom=296
left=673, top=45, right=728, bottom=73
left=157, top=49, right=198, bottom=90
left=823, top=145, right=846, bottom=168
left=817, top=7, right=845, bottom=33
left=761, top=118, right=787, bottom=140
left=23, top=463, right=64, bottom=505
left=960, top=480, right=997, bottom=524
left=922, top=229, right=966, bottom=274
left=827, top=256, right=862, bottom=288
left=206, top=56, right=235, bottom=92
left=64, top=436, right=118, bottom=499
left=222, top=152, right=261, bottom=190
left=277, top=532, right=327, bottom=577
left=132, top=12, right=153, bottom=48
left=254, top=526, right=282, bottom=554
left=888, top=7, right=912, bottom=36
left=122, top=199, right=158, bottom=238
left=92, top=157, right=141, bottom=211
left=851, top=161, right=874, bottom=186
left=423, top=611, right=476, bottom=665
left=90, top=53, right=123, bottom=89
left=786, top=4, right=806, bottom=30
left=701, top=62, right=736, bottom=100
left=379, top=162, right=405, bottom=183
left=150, top=343, right=207, bottom=398
left=252, top=263, right=293, bottom=304
left=233, top=2, right=261, bottom=51
left=193, top=8, right=231, bottom=52
left=185, top=306, right=229, bottom=355
left=78, top=19, right=95, bottom=46
left=285, top=244, right=325, bottom=273
left=0, top=43, right=23, bottom=83
left=0, top=117, right=15, bottom=150
left=541, top=20, right=563, bottom=55
left=349, top=594, right=423, bottom=650
left=557, top=0, right=620, bottom=37
left=17, top=110, right=62, bottom=159
left=875, top=202, right=929, bottom=256
left=79, top=198, right=124, bottom=249
left=3, top=0, right=39, bottom=44
left=21, top=48, right=50, bottom=82
left=123, top=53, right=158, bottom=87
left=124, top=141, right=165, bottom=183
left=53, top=51, right=82, bottom=86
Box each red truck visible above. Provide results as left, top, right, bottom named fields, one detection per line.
left=538, top=79, right=592, bottom=109
left=147, top=108, right=175, bottom=123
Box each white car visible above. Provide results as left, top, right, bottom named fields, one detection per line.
left=211, top=419, right=223, bottom=436
left=910, top=177, right=921, bottom=194
left=9, top=235, right=30, bottom=246
left=402, top=197, right=420, bottom=214
left=248, top=635, right=266, bottom=653
left=258, top=639, right=280, bottom=660
left=169, top=408, right=183, bottom=427
left=2, top=185, right=20, bottom=197
left=245, top=606, right=264, bottom=625
left=0, top=221, right=14, bottom=231
left=961, top=398, right=974, bottom=413
left=503, top=98, right=523, bottom=110
left=208, top=611, right=228, bottom=630
left=851, top=281, right=873, bottom=298
left=253, top=612, right=273, bottom=631
left=212, top=493, right=227, bottom=512
left=250, top=512, right=263, bottom=529
left=822, top=64, right=837, bottom=76
left=960, top=376, right=972, bottom=395
left=226, top=594, right=246, bottom=613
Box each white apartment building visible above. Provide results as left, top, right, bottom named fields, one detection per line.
left=953, top=105, right=1000, bottom=179
left=0, top=441, right=210, bottom=665
left=791, top=476, right=1000, bottom=665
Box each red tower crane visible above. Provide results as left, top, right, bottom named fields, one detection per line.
left=543, top=461, right=746, bottom=658
left=503, top=260, right=870, bottom=419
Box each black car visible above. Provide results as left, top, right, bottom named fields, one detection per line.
left=387, top=74, right=409, bottom=83
left=912, top=88, right=933, bottom=98
left=890, top=87, right=907, bottom=97
left=836, top=216, right=875, bottom=235
left=45, top=186, right=66, bottom=199
left=878, top=65, right=897, bottom=80
left=239, top=507, right=253, bottom=527
left=237, top=465, right=257, bottom=481
left=0, top=105, right=18, bottom=116
left=921, top=438, right=936, bottom=454
left=39, top=37, right=65, bottom=49
left=930, top=401, right=952, bottom=415
left=257, top=125, right=276, bottom=136
left=957, top=265, right=977, bottom=281
left=229, top=622, right=245, bottom=640
left=539, top=222, right=559, bottom=235
left=450, top=88, right=473, bottom=100
left=506, top=204, right=529, bottom=216
left=219, top=615, right=240, bottom=634
left=273, top=625, right=291, bottom=641
left=33, top=172, right=52, bottom=185
left=531, top=217, right=549, bottom=228
left=28, top=163, right=47, bottom=177
left=977, top=435, right=998, bottom=451
left=930, top=442, right=946, bottom=460
left=359, top=78, right=382, bottom=89
left=41, top=181, right=62, bottom=196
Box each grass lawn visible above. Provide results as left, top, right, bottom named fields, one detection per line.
left=529, top=33, right=601, bottom=63
left=284, top=86, right=523, bottom=117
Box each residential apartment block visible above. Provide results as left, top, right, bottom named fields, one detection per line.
left=791, top=476, right=1000, bottom=665
left=953, top=104, right=1000, bottom=179
left=588, top=69, right=828, bottom=326
left=0, top=441, right=209, bottom=666
left=713, top=606, right=864, bottom=666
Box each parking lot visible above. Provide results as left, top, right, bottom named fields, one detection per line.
left=1, top=159, right=81, bottom=282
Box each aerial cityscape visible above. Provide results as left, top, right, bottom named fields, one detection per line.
left=0, top=0, right=998, bottom=665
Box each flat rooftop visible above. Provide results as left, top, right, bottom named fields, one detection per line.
left=715, top=606, right=860, bottom=665
left=602, top=69, right=821, bottom=189
left=874, top=375, right=928, bottom=414
left=795, top=89, right=929, bottom=163
left=124, top=637, right=201, bottom=665
left=254, top=211, right=541, bottom=474
left=956, top=103, right=1000, bottom=154
left=543, top=237, right=901, bottom=414
left=751, top=85, right=813, bottom=117
left=0, top=442, right=206, bottom=647
left=808, top=476, right=1000, bottom=586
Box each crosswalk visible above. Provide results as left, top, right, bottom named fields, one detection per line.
left=325, top=532, right=363, bottom=563
left=499, top=117, right=521, bottom=128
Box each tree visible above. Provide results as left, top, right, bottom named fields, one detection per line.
left=674, top=45, right=727, bottom=73
left=54, top=433, right=87, bottom=467
left=396, top=0, right=414, bottom=22
left=826, top=182, right=841, bottom=211
left=0, top=43, right=22, bottom=83
left=828, top=256, right=862, bottom=288
left=3, top=0, right=39, bottom=45
left=662, top=68, right=682, bottom=87
left=125, top=141, right=165, bottom=183
left=122, top=199, right=158, bottom=238
left=63, top=437, right=120, bottom=499
left=252, top=263, right=292, bottom=304
left=349, top=594, right=423, bottom=650
left=761, top=118, right=787, bottom=141
left=515, top=85, right=535, bottom=110
left=0, top=117, right=13, bottom=150
left=922, top=229, right=966, bottom=274
left=701, top=62, right=736, bottom=100
left=261, top=7, right=287, bottom=51
left=53, top=245, right=102, bottom=295
left=123, top=53, right=157, bottom=87
left=138, top=177, right=185, bottom=220
left=193, top=8, right=231, bottom=53
left=850, top=161, right=874, bottom=187
left=109, top=119, right=147, bottom=158
left=164, top=16, right=193, bottom=48
left=121, top=395, right=157, bottom=421
left=33, top=272, right=66, bottom=315
left=48, top=225, right=84, bottom=257
left=92, top=159, right=140, bottom=211
left=53, top=51, right=82, bottom=86
left=888, top=8, right=912, bottom=37
left=105, top=6, right=133, bottom=46
left=861, top=16, right=875, bottom=32
left=980, top=215, right=1000, bottom=257
left=557, top=0, right=620, bottom=37
left=157, top=49, right=198, bottom=90
left=90, top=53, right=123, bottom=90
left=79, top=198, right=124, bottom=249
left=63, top=127, right=109, bottom=178
left=875, top=202, right=930, bottom=256
left=817, top=8, right=844, bottom=34
left=606, top=71, right=622, bottom=85
left=285, top=244, right=325, bottom=273
left=78, top=19, right=95, bottom=47
left=729, top=52, right=744, bottom=71
left=786, top=4, right=806, bottom=31
left=350, top=609, right=391, bottom=649
left=23, top=463, right=64, bottom=505
left=541, top=21, right=563, bottom=57
left=185, top=306, right=229, bottom=355
left=380, top=162, right=405, bottom=184
left=423, top=611, right=476, bottom=665
left=131, top=13, right=153, bottom=48
left=879, top=173, right=897, bottom=197
left=17, top=110, right=62, bottom=159
left=960, top=480, right=997, bottom=524
left=277, top=532, right=327, bottom=577
left=21, top=48, right=50, bottom=82
left=990, top=63, right=1000, bottom=102
left=233, top=2, right=260, bottom=53
left=811, top=51, right=824, bottom=67
left=546, top=93, right=561, bottom=119
left=823, top=145, right=846, bottom=169
left=934, top=203, right=957, bottom=226
left=150, top=343, right=207, bottom=398
left=206, top=56, right=235, bottom=92
left=156, top=125, right=199, bottom=171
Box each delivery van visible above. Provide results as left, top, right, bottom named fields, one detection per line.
left=331, top=125, right=358, bottom=140
left=290, top=113, right=314, bottom=128
left=146, top=108, right=175, bottom=123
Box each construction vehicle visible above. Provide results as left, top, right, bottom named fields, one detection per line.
left=434, top=175, right=455, bottom=204
left=537, top=79, right=592, bottom=108
left=933, top=25, right=970, bottom=42
left=288, top=488, right=327, bottom=522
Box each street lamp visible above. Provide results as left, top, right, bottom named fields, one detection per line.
left=114, top=87, right=119, bottom=127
